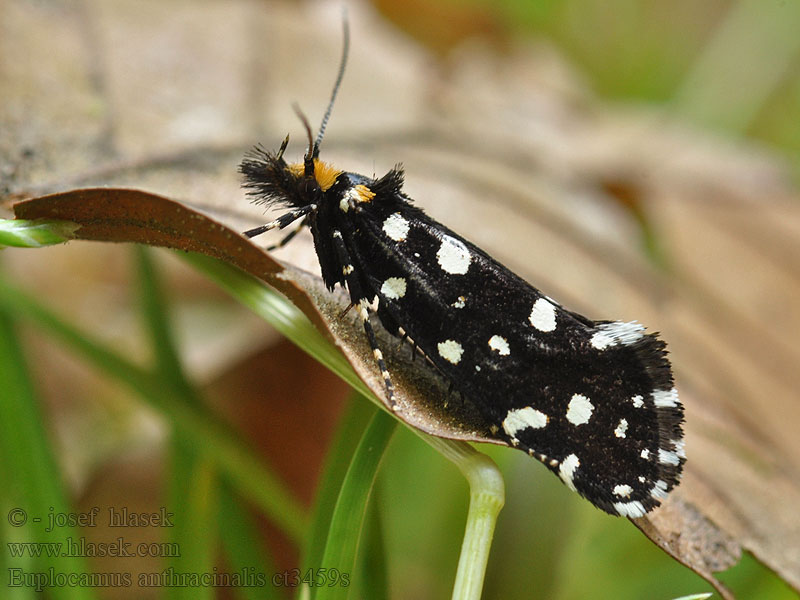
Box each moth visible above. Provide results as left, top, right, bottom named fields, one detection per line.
left=239, top=27, right=684, bottom=518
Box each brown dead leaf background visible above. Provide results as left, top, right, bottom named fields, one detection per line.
left=2, top=0, right=799, bottom=598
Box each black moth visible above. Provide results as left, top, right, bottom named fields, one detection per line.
left=239, top=30, right=684, bottom=518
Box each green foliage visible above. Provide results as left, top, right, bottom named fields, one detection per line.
left=0, top=301, right=95, bottom=600
left=487, top=0, right=800, bottom=181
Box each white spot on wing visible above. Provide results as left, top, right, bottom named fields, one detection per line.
left=488, top=335, right=510, bottom=355
left=502, top=407, right=548, bottom=439
left=614, top=419, right=629, bottom=438
left=437, top=339, right=464, bottom=365
left=650, top=480, right=669, bottom=500
left=529, top=298, right=557, bottom=332
left=452, top=296, right=466, bottom=309
left=653, top=388, right=679, bottom=408
left=672, top=439, right=686, bottom=459
left=566, top=394, right=594, bottom=426
left=590, top=321, right=645, bottom=350
left=559, top=454, right=580, bottom=492
left=659, top=449, right=680, bottom=465
left=640, top=449, right=650, bottom=459
left=436, top=235, right=471, bottom=274
left=613, top=500, right=647, bottom=518
left=613, top=484, right=633, bottom=498
left=383, top=213, right=410, bottom=242
left=380, top=277, right=407, bottom=300
left=631, top=394, right=644, bottom=408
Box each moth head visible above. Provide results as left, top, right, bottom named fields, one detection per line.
left=285, top=159, right=342, bottom=195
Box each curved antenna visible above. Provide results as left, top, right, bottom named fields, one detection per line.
left=313, top=9, right=350, bottom=157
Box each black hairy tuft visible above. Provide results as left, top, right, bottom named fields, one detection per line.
left=239, top=144, right=305, bottom=210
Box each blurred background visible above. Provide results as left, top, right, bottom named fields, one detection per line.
left=1, top=0, right=799, bottom=598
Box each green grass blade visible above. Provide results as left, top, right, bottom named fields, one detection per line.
left=673, top=0, right=800, bottom=132
left=0, top=219, right=78, bottom=248
left=302, top=396, right=377, bottom=576
left=0, top=307, right=96, bottom=600
left=357, top=488, right=389, bottom=600
left=313, top=409, right=397, bottom=600
left=218, top=482, right=279, bottom=600
left=134, top=245, right=196, bottom=397
left=0, top=275, right=307, bottom=544
left=165, top=442, right=218, bottom=600
left=133, top=247, right=221, bottom=600
left=447, top=446, right=505, bottom=600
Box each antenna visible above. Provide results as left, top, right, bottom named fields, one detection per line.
left=313, top=10, right=350, bottom=157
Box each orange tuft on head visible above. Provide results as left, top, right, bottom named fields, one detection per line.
left=287, top=160, right=342, bottom=192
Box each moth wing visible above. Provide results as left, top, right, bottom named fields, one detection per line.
left=346, top=197, right=683, bottom=516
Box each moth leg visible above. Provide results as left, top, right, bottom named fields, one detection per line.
left=396, top=332, right=408, bottom=351
left=243, top=204, right=315, bottom=239
left=331, top=229, right=397, bottom=409
left=394, top=328, right=420, bottom=362
left=445, top=381, right=464, bottom=409
left=264, top=216, right=308, bottom=251
left=358, top=299, right=396, bottom=409
left=395, top=328, right=411, bottom=357
left=339, top=302, right=355, bottom=318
